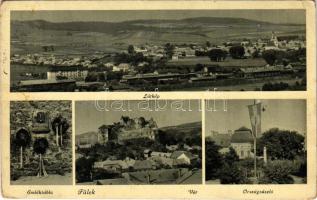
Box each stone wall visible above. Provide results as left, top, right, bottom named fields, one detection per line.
left=10, top=101, right=72, bottom=180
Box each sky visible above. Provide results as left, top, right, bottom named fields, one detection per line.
left=11, top=10, right=305, bottom=24
left=205, top=99, right=306, bottom=136
left=75, top=100, right=201, bottom=135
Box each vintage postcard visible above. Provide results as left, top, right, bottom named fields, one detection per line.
left=0, top=0, right=316, bottom=199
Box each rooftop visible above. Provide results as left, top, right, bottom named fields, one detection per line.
left=231, top=127, right=253, bottom=143
left=240, top=65, right=284, bottom=73
left=18, top=79, right=76, bottom=86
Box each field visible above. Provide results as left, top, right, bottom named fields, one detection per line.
left=167, top=57, right=267, bottom=67
left=10, top=64, right=49, bottom=85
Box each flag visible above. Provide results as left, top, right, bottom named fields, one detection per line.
left=248, top=101, right=262, bottom=138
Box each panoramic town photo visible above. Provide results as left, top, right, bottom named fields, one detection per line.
left=75, top=100, right=202, bottom=185
left=205, top=99, right=307, bottom=184
left=10, top=101, right=72, bottom=185
left=10, top=10, right=306, bottom=92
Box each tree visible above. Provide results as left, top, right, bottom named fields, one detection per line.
left=59, top=118, right=69, bottom=146
left=208, top=49, right=227, bottom=62
left=85, top=72, right=98, bottom=82
left=76, top=157, right=95, bottom=182
left=138, top=117, right=147, bottom=128
left=262, top=82, right=290, bottom=91
left=205, top=140, right=223, bottom=180
left=52, top=115, right=62, bottom=147
left=262, top=50, right=278, bottom=65
left=223, top=147, right=239, bottom=166
left=252, top=49, right=260, bottom=58
left=206, top=41, right=211, bottom=48
left=33, top=138, right=49, bottom=177
left=164, top=43, right=175, bottom=59
left=131, top=52, right=147, bottom=66
left=229, top=45, right=245, bottom=59
left=14, top=128, right=31, bottom=169
left=98, top=124, right=109, bottom=143
left=128, top=45, right=135, bottom=54
left=97, top=73, right=106, bottom=82
left=113, top=52, right=131, bottom=64
left=257, top=128, right=305, bottom=160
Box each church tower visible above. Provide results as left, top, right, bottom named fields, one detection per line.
left=271, top=31, right=279, bottom=47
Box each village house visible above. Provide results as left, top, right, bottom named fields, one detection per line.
left=94, top=157, right=136, bottom=172
left=149, top=156, right=175, bottom=168
left=166, top=144, right=179, bottom=151
left=174, top=47, right=196, bottom=58
left=170, top=151, right=197, bottom=165
left=104, top=62, right=115, bottom=68
left=94, top=160, right=128, bottom=172
left=134, top=47, right=148, bottom=54
left=112, top=63, right=131, bottom=72
left=150, top=151, right=172, bottom=158
left=133, top=160, right=157, bottom=171
left=172, top=55, right=179, bottom=60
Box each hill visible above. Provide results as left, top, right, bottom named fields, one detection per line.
left=157, top=121, right=202, bottom=146
left=159, top=121, right=202, bottom=132
left=12, top=17, right=302, bottom=33
left=11, top=17, right=306, bottom=55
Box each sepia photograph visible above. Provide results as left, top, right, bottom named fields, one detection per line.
left=75, top=100, right=202, bottom=185
left=10, top=10, right=306, bottom=92
left=205, top=99, right=307, bottom=184
left=10, top=101, right=72, bottom=185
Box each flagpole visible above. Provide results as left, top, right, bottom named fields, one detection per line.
left=254, top=100, right=257, bottom=181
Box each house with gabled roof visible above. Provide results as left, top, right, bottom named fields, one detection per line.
left=170, top=151, right=197, bottom=165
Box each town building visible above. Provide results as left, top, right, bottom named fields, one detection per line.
left=238, top=65, right=285, bottom=78
left=16, top=79, right=76, bottom=92
left=230, top=127, right=254, bottom=159
left=210, top=130, right=232, bottom=147
left=47, top=68, right=88, bottom=80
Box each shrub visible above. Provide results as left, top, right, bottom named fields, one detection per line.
left=219, top=163, right=248, bottom=184
left=259, top=160, right=294, bottom=184
left=11, top=168, right=23, bottom=181
left=291, top=156, right=307, bottom=177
